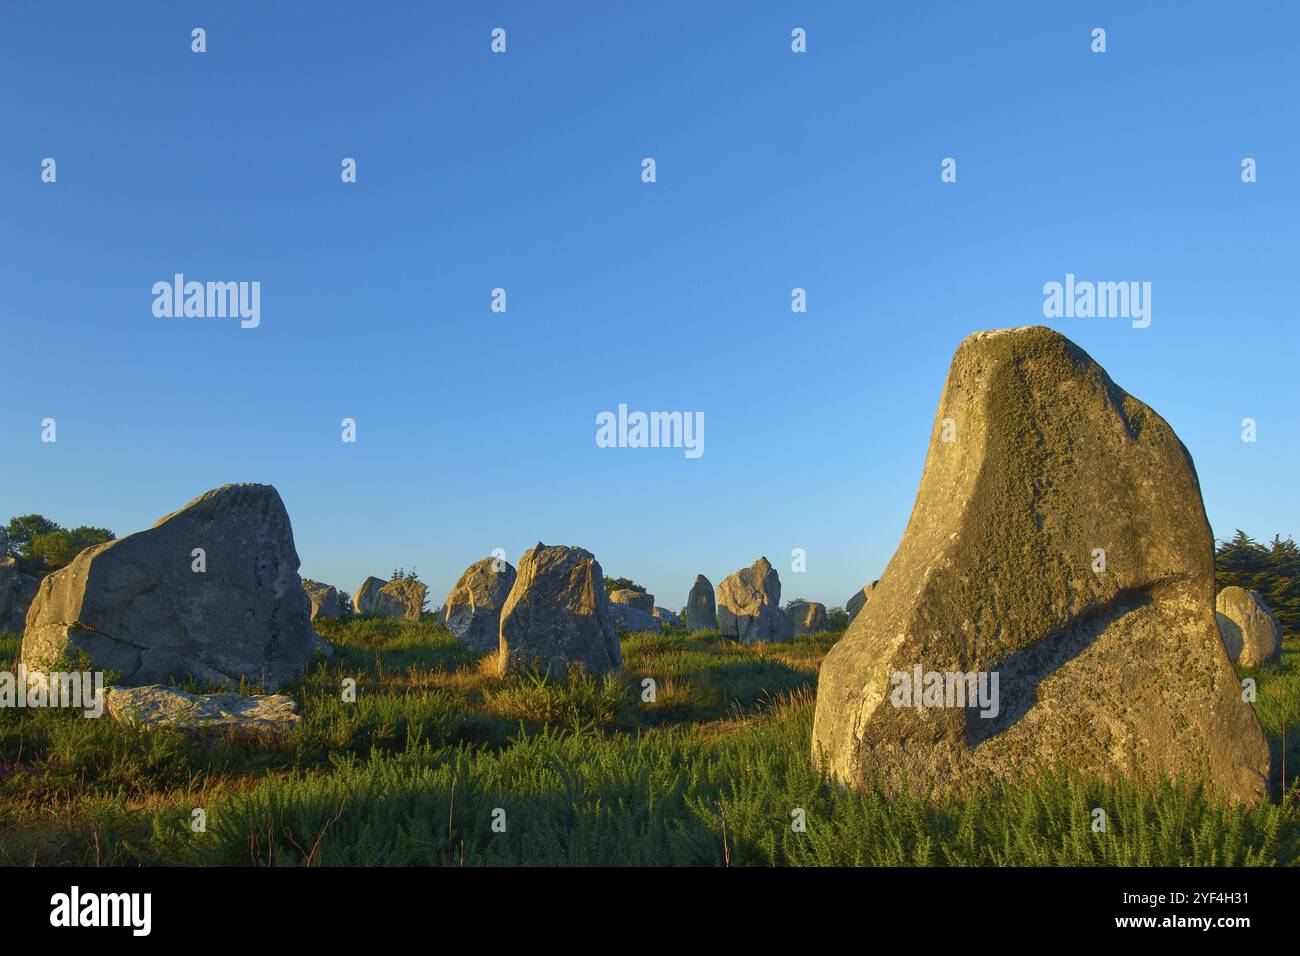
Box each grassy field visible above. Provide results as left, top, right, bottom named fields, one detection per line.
left=1, top=619, right=1297, bottom=866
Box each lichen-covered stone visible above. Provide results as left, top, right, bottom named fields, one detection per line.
left=609, top=589, right=654, bottom=614
left=812, top=327, right=1270, bottom=805
left=610, top=601, right=661, bottom=634
left=653, top=606, right=682, bottom=628
left=785, top=600, right=828, bottom=635
left=498, top=543, right=621, bottom=678
left=302, top=580, right=341, bottom=621
left=443, top=557, right=517, bottom=652
left=684, top=575, right=716, bottom=632
left=354, top=576, right=388, bottom=615
left=1216, top=586, right=1283, bottom=668
left=717, top=557, right=793, bottom=643
left=106, top=684, right=299, bottom=738
left=22, top=484, right=317, bottom=692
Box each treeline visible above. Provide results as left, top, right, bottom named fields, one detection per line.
left=1216, top=530, right=1298, bottom=635
left=3, top=514, right=115, bottom=577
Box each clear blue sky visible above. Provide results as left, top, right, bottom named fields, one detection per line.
left=2, top=2, right=1296, bottom=612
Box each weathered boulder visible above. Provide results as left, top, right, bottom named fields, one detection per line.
left=21, top=484, right=317, bottom=692
left=0, top=558, right=39, bottom=634
left=609, top=588, right=654, bottom=614
left=1216, top=587, right=1283, bottom=668
left=302, top=580, right=341, bottom=621
left=684, top=574, right=716, bottom=632
left=354, top=576, right=388, bottom=615
left=379, top=577, right=426, bottom=621
left=845, top=581, right=877, bottom=623
left=812, top=327, right=1270, bottom=804
left=785, top=600, right=828, bottom=635
left=498, top=543, right=621, bottom=677
left=717, top=557, right=793, bottom=643
left=106, top=684, right=299, bottom=739
left=443, top=557, right=517, bottom=652
left=610, top=601, right=662, bottom=634
left=653, top=606, right=682, bottom=628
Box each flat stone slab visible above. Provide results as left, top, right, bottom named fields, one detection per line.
left=106, top=684, right=300, bottom=738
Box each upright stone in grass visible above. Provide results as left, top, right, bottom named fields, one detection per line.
left=1216, top=587, right=1283, bottom=668
left=443, top=556, right=517, bottom=652
left=785, top=599, right=827, bottom=635
left=717, top=557, right=793, bottom=643
left=609, top=588, right=654, bottom=614
left=812, top=327, right=1270, bottom=805
left=355, top=576, right=388, bottom=615
left=21, top=483, right=316, bottom=691
left=684, top=574, right=716, bottom=632
left=498, top=543, right=621, bottom=677
left=379, top=577, right=426, bottom=621
left=302, top=580, right=341, bottom=621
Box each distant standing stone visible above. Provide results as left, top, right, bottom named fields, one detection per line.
left=717, top=557, right=793, bottom=643
left=355, top=576, right=388, bottom=615
left=443, top=556, right=518, bottom=652
left=379, top=577, right=426, bottom=621
left=684, top=574, right=716, bottom=632
left=784, top=600, right=827, bottom=635
left=302, top=580, right=342, bottom=621
left=1216, top=586, right=1283, bottom=668
left=498, top=543, right=621, bottom=678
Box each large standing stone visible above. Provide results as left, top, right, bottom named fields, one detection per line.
left=498, top=543, right=621, bottom=677
left=1216, top=587, right=1283, bottom=668
left=609, top=588, right=654, bottom=614
left=610, top=602, right=661, bottom=634
left=785, top=600, right=828, bottom=635
left=355, top=576, right=388, bottom=615
left=845, top=581, right=877, bottom=623
left=21, top=484, right=317, bottom=692
left=812, top=327, right=1269, bottom=804
left=684, top=574, right=716, bottom=632
left=302, top=580, right=341, bottom=621
left=443, top=557, right=517, bottom=652
left=717, top=557, right=793, bottom=643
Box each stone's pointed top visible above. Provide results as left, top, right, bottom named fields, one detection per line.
left=153, top=483, right=284, bottom=529
left=963, top=324, right=1056, bottom=343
